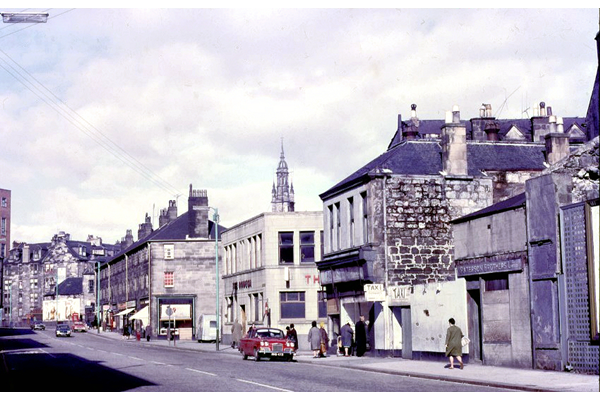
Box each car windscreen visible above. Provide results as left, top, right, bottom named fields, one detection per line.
left=256, top=330, right=284, bottom=338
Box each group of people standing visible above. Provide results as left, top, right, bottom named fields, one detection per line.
left=308, top=315, right=369, bottom=358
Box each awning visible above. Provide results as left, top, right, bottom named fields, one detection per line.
left=130, top=306, right=149, bottom=326
left=114, top=308, right=134, bottom=317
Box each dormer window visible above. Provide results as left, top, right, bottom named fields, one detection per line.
left=79, top=246, right=87, bottom=257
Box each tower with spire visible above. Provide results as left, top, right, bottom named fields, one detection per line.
left=271, top=139, right=295, bottom=212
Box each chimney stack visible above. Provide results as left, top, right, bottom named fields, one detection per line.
left=159, top=200, right=178, bottom=228
left=532, top=101, right=551, bottom=142
left=544, top=116, right=570, bottom=165
left=188, top=184, right=209, bottom=238
left=484, top=120, right=500, bottom=141
left=138, top=213, right=153, bottom=241
left=441, top=105, right=468, bottom=176
left=470, top=103, right=495, bottom=141
left=121, top=229, right=134, bottom=250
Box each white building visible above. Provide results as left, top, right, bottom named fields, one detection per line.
left=221, top=211, right=324, bottom=348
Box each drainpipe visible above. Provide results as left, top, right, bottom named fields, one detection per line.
left=147, top=243, right=151, bottom=337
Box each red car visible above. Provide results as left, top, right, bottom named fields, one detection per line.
left=239, top=327, right=295, bottom=361
left=71, top=321, right=87, bottom=332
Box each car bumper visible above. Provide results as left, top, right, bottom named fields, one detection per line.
left=259, top=348, right=295, bottom=357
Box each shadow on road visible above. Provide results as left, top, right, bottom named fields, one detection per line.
left=0, top=329, right=157, bottom=392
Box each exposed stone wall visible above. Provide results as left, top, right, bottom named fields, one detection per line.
left=385, top=175, right=493, bottom=286
left=486, top=170, right=540, bottom=203
left=544, top=137, right=599, bottom=203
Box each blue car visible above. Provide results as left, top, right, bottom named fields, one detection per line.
left=55, top=324, right=72, bottom=337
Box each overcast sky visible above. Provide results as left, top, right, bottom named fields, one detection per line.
left=1, top=6, right=598, bottom=246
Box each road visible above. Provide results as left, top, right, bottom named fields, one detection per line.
left=0, top=328, right=511, bottom=392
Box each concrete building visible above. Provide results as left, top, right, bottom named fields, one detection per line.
left=2, top=232, right=118, bottom=327
left=221, top=211, right=324, bottom=348
left=98, top=185, right=225, bottom=340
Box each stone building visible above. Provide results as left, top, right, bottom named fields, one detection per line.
left=0, top=188, right=10, bottom=259
left=221, top=145, right=324, bottom=348
left=1, top=232, right=118, bottom=326
left=98, top=185, right=225, bottom=340
left=317, top=102, right=590, bottom=360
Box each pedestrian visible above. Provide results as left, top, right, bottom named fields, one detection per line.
left=146, top=325, right=151, bottom=342
left=136, top=327, right=141, bottom=341
left=247, top=323, right=257, bottom=337
left=231, top=319, right=242, bottom=349
left=355, top=315, right=367, bottom=357
left=340, top=322, right=354, bottom=357
left=319, top=322, right=329, bottom=357
left=289, top=323, right=298, bottom=351
left=308, top=321, right=321, bottom=358
left=445, top=318, right=464, bottom=370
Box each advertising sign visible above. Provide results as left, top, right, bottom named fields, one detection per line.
left=364, top=283, right=386, bottom=302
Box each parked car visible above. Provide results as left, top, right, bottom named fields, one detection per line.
left=30, top=322, right=46, bottom=330
left=239, top=327, right=295, bottom=361
left=71, top=321, right=87, bottom=332
left=56, top=324, right=72, bottom=337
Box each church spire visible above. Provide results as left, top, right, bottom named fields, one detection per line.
left=271, top=139, right=295, bottom=212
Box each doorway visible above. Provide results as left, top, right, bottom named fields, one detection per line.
left=467, top=289, right=482, bottom=362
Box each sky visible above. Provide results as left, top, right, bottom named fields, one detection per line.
left=0, top=5, right=598, bottom=246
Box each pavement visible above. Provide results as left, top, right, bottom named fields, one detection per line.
left=90, top=330, right=599, bottom=392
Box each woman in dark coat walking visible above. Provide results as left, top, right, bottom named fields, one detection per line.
left=355, top=315, right=367, bottom=357
left=340, top=322, right=354, bottom=357
left=445, top=318, right=464, bottom=369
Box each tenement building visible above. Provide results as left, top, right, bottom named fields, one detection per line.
left=0, top=188, right=10, bottom=259
left=2, top=232, right=118, bottom=327
left=221, top=145, right=324, bottom=349
left=98, top=185, right=224, bottom=340
left=317, top=101, right=593, bottom=361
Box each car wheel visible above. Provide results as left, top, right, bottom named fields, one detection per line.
left=254, top=348, right=261, bottom=362
left=242, top=350, right=248, bottom=360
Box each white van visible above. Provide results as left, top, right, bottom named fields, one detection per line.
left=196, top=314, right=217, bottom=342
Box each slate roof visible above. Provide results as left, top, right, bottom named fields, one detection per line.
left=106, top=210, right=226, bottom=264
left=387, top=117, right=588, bottom=149
left=320, top=140, right=547, bottom=199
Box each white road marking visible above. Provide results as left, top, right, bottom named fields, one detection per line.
left=86, top=347, right=94, bottom=350
left=111, top=352, right=123, bottom=356
left=151, top=361, right=165, bottom=365
left=236, top=379, right=292, bottom=392
left=185, top=368, right=217, bottom=376
left=128, top=356, right=144, bottom=361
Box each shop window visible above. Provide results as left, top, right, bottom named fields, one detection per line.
left=279, top=232, right=294, bottom=264
left=300, top=231, right=315, bottom=263
left=280, top=291, right=305, bottom=319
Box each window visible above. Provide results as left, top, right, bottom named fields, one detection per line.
left=164, top=271, right=174, bottom=287
left=328, top=205, right=334, bottom=252
left=279, top=232, right=294, bottom=264
left=280, top=291, right=305, bottom=319
left=1, top=217, right=5, bottom=235
left=88, top=279, right=94, bottom=293
left=29, top=278, right=38, bottom=290
left=1, top=197, right=6, bottom=207
left=361, top=192, right=369, bottom=243
left=300, top=231, right=315, bottom=263
left=348, top=197, right=355, bottom=247
left=335, top=203, right=341, bottom=250
left=318, top=291, right=327, bottom=319
left=164, top=244, right=174, bottom=260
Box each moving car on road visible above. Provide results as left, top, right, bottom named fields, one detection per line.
left=239, top=327, right=295, bottom=361
left=71, top=321, right=87, bottom=332
left=56, top=324, right=72, bottom=337
left=30, top=322, right=46, bottom=330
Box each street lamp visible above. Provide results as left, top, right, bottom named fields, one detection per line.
left=210, top=207, right=220, bottom=351
left=96, top=261, right=100, bottom=334
left=1, top=12, right=48, bottom=23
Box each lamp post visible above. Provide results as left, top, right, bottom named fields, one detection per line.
left=210, top=207, right=220, bottom=351
left=96, top=262, right=100, bottom=334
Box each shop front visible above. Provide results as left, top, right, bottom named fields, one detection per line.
left=158, top=297, right=194, bottom=340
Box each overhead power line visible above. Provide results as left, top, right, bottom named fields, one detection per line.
left=0, top=10, right=184, bottom=199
